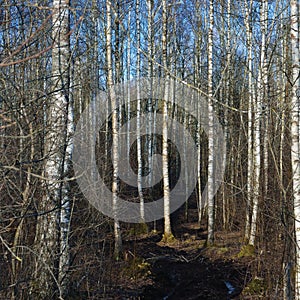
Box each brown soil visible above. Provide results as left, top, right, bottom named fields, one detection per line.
left=81, top=224, right=254, bottom=300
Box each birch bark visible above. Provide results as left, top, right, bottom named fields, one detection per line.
left=290, top=0, right=300, bottom=297
left=249, top=0, right=266, bottom=246
left=106, top=0, right=122, bottom=259
left=136, top=0, right=145, bottom=222
left=32, top=0, right=72, bottom=298
left=207, top=0, right=215, bottom=245
left=245, top=0, right=253, bottom=242
left=162, top=0, right=173, bottom=240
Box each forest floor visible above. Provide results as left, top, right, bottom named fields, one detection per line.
left=120, top=227, right=249, bottom=300
left=80, top=209, right=272, bottom=300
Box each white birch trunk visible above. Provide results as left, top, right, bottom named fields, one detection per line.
left=195, top=1, right=203, bottom=224
left=54, top=0, right=72, bottom=297
left=55, top=1, right=72, bottom=296
left=262, top=0, right=269, bottom=199
left=162, top=0, right=173, bottom=239
left=32, top=0, right=71, bottom=298
left=207, top=0, right=215, bottom=245
left=290, top=0, right=300, bottom=297
left=127, top=11, right=131, bottom=179
left=244, top=0, right=253, bottom=243
left=222, top=0, right=231, bottom=230
left=136, top=0, right=145, bottom=222
left=249, top=0, right=266, bottom=246
left=106, top=0, right=122, bottom=259
left=147, top=0, right=154, bottom=191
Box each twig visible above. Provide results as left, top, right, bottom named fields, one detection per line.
left=0, top=234, right=22, bottom=262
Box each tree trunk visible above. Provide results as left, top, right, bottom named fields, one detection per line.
left=162, top=0, right=173, bottom=241
left=32, top=0, right=71, bottom=298
left=290, top=0, right=300, bottom=297
left=249, top=0, right=266, bottom=247
left=136, top=0, right=145, bottom=222
left=106, top=0, right=122, bottom=259
left=245, top=0, right=253, bottom=242
left=207, top=0, right=215, bottom=245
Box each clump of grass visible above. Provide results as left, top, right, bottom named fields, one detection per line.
left=216, top=246, right=229, bottom=254
left=160, top=233, right=177, bottom=244
left=243, top=277, right=267, bottom=296
left=237, top=244, right=255, bottom=258
left=122, top=256, right=151, bottom=280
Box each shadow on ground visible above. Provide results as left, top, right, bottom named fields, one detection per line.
left=122, top=231, right=247, bottom=300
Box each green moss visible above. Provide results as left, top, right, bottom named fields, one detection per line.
left=203, top=245, right=229, bottom=258
left=243, top=277, right=267, bottom=296
left=237, top=244, right=255, bottom=258
left=160, top=233, right=176, bottom=244
left=122, top=257, right=151, bottom=280
left=128, top=223, right=149, bottom=236
left=217, top=247, right=229, bottom=254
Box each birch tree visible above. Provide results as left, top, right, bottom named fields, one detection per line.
left=261, top=0, right=269, bottom=201
left=221, top=0, right=231, bottom=230
left=31, top=0, right=72, bottom=298
left=248, top=0, right=267, bottom=247
left=161, top=0, right=174, bottom=241
left=207, top=0, right=215, bottom=245
left=147, top=0, right=154, bottom=194
left=278, top=5, right=292, bottom=299
left=106, top=0, right=122, bottom=259
left=245, top=0, right=253, bottom=243
left=194, top=0, right=204, bottom=224
left=136, top=0, right=145, bottom=222
left=290, top=0, right=300, bottom=297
